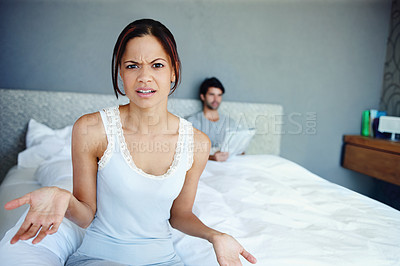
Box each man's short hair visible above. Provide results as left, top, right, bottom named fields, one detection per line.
left=199, top=77, right=225, bottom=96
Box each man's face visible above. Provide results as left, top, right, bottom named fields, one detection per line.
left=201, top=87, right=223, bottom=110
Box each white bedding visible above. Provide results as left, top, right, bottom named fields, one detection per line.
left=1, top=155, right=399, bottom=265
left=0, top=121, right=399, bottom=265
left=178, top=155, right=400, bottom=265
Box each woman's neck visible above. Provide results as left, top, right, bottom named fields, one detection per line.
left=122, top=103, right=171, bottom=135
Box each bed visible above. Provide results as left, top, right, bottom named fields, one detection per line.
left=0, top=88, right=399, bottom=265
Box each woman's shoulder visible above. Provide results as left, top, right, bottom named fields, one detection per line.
left=192, top=127, right=210, bottom=155
left=74, top=111, right=102, bottom=129
left=72, top=111, right=105, bottom=142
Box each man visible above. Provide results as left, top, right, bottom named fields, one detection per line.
left=187, top=77, right=236, bottom=162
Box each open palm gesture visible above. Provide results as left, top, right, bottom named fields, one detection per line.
left=212, top=233, right=257, bottom=265
left=4, top=187, right=71, bottom=244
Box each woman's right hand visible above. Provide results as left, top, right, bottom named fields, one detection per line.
left=4, top=186, right=71, bottom=244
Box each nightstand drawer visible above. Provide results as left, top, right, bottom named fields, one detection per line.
left=343, top=144, right=400, bottom=185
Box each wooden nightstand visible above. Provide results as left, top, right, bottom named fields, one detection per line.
left=342, top=135, right=400, bottom=186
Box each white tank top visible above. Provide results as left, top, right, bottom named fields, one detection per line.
left=76, top=106, right=194, bottom=265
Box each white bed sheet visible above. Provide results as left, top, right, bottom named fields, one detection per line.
left=174, top=155, right=400, bottom=266
left=0, top=155, right=399, bottom=265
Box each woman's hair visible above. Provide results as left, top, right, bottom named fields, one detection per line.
left=199, top=77, right=225, bottom=96
left=112, top=19, right=181, bottom=98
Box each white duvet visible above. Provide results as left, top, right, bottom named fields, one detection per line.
left=0, top=119, right=399, bottom=265
left=174, top=155, right=400, bottom=266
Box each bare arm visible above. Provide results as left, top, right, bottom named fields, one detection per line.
left=66, top=113, right=102, bottom=227
left=4, top=112, right=103, bottom=243
left=169, top=128, right=256, bottom=265
left=169, top=129, right=218, bottom=240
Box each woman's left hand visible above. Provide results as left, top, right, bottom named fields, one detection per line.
left=211, top=233, right=257, bottom=265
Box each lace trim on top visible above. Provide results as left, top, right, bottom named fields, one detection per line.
left=186, top=122, right=194, bottom=171
left=97, top=107, right=117, bottom=171
left=115, top=107, right=185, bottom=180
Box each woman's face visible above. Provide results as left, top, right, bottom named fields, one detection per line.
left=120, top=35, right=175, bottom=109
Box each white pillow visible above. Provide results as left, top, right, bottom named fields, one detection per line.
left=35, top=158, right=73, bottom=192
left=18, top=119, right=72, bottom=168
left=33, top=125, right=73, bottom=190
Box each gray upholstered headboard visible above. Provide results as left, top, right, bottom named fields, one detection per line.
left=0, top=88, right=283, bottom=183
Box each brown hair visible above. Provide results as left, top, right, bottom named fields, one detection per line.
left=112, top=19, right=181, bottom=98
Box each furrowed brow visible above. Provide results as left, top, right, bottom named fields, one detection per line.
left=151, top=58, right=168, bottom=63
left=123, top=60, right=138, bottom=64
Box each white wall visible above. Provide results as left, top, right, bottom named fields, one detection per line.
left=0, top=0, right=392, bottom=197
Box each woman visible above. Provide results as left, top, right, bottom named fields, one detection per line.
left=5, top=19, right=257, bottom=265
